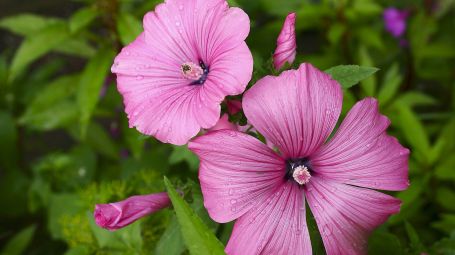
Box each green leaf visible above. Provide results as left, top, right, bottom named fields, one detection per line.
left=19, top=101, right=79, bottom=131
left=9, top=22, right=70, bottom=81
left=393, top=91, right=437, bottom=108
left=69, top=7, right=98, bottom=33
left=435, top=156, right=455, bottom=181
left=155, top=216, right=186, bottom=255
left=116, top=13, right=142, bottom=45
left=56, top=38, right=96, bottom=58
left=394, top=103, right=431, bottom=162
left=163, top=177, right=225, bottom=255
left=0, top=225, right=36, bottom=255
left=432, top=214, right=455, bottom=234
left=378, top=63, right=403, bottom=106
left=169, top=145, right=199, bottom=171
left=77, top=47, right=115, bottom=137
left=325, top=65, right=379, bottom=89
left=368, top=230, right=404, bottom=255
left=358, top=46, right=377, bottom=95
left=21, top=75, right=79, bottom=119
left=436, top=187, right=455, bottom=211
left=0, top=111, right=18, bottom=169
left=84, top=122, right=119, bottom=159
left=405, top=222, right=425, bottom=253
left=0, top=14, right=60, bottom=36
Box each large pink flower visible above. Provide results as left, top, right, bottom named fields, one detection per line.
left=112, top=0, right=253, bottom=145
left=189, top=63, right=409, bottom=254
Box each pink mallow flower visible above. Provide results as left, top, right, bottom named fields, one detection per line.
left=273, top=13, right=297, bottom=70
left=383, top=7, right=409, bottom=38
left=189, top=63, right=409, bottom=254
left=94, top=192, right=170, bottom=231
left=111, top=0, right=253, bottom=145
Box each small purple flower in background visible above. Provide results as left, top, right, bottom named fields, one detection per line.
left=94, top=192, right=170, bottom=231
left=111, top=0, right=253, bottom=145
left=273, top=12, right=297, bottom=70
left=189, top=63, right=409, bottom=254
left=383, top=7, right=409, bottom=38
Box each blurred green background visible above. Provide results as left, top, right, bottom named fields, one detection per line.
left=0, top=0, right=454, bottom=254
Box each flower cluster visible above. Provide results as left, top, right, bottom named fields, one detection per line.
left=95, top=0, right=409, bottom=254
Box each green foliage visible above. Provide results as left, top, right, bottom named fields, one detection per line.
left=164, top=177, right=225, bottom=255
left=325, top=65, right=379, bottom=89
left=0, top=0, right=454, bottom=254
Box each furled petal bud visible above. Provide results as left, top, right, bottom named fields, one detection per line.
left=94, top=192, right=170, bottom=231
left=273, top=13, right=297, bottom=70
left=226, top=99, right=243, bottom=115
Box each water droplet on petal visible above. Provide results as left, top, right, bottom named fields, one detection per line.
left=322, top=225, right=332, bottom=236
left=178, top=5, right=184, bottom=10
left=136, top=75, right=144, bottom=80
left=228, top=189, right=235, bottom=195
left=230, top=199, right=237, bottom=204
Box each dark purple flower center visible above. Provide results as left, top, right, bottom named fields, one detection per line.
left=191, top=60, right=209, bottom=85
left=181, top=60, right=209, bottom=85
left=285, top=158, right=312, bottom=185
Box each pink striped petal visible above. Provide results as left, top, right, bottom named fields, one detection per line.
left=311, top=98, right=410, bottom=191
left=188, top=130, right=284, bottom=223
left=306, top=177, right=401, bottom=254
left=273, top=13, right=297, bottom=70
left=243, top=63, right=342, bottom=159
left=209, top=114, right=237, bottom=131
left=226, top=183, right=311, bottom=255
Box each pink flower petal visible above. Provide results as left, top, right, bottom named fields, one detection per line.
left=226, top=183, right=311, bottom=254
left=243, top=63, right=342, bottom=159
left=209, top=114, right=237, bottom=131
left=111, top=0, right=253, bottom=145
left=306, top=177, right=401, bottom=254
left=94, top=192, right=170, bottom=231
left=273, top=12, right=297, bottom=70
left=188, top=130, right=285, bottom=223
left=311, top=98, right=410, bottom=191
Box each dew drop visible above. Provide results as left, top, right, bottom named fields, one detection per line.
left=178, top=4, right=184, bottom=10
left=322, top=225, right=332, bottom=236
left=228, top=189, right=235, bottom=195
left=230, top=199, right=237, bottom=204
left=136, top=75, right=144, bottom=80
left=176, top=21, right=181, bottom=26
left=231, top=206, right=237, bottom=212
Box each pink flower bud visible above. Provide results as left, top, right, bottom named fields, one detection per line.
left=273, top=13, right=297, bottom=70
left=94, top=192, right=170, bottom=231
left=226, top=100, right=243, bottom=115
